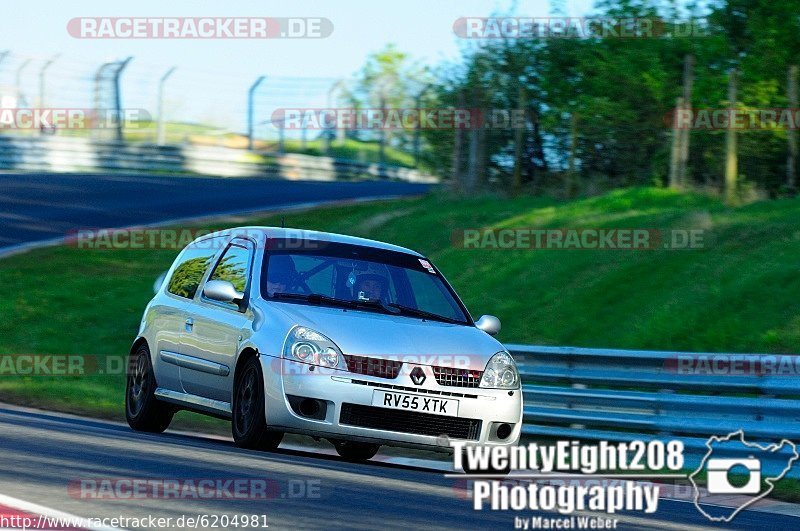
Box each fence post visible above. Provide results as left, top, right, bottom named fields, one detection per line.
left=112, top=57, right=133, bottom=143
left=38, top=54, right=59, bottom=111
left=15, top=58, right=31, bottom=106
left=156, top=66, right=177, bottom=146
left=247, top=75, right=266, bottom=151
left=93, top=62, right=114, bottom=140
left=0, top=51, right=8, bottom=102
left=333, top=81, right=347, bottom=148
left=724, top=68, right=738, bottom=205
left=325, top=80, right=345, bottom=154
left=788, top=65, right=798, bottom=194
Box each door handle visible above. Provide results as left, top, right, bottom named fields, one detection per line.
left=185, top=318, right=194, bottom=332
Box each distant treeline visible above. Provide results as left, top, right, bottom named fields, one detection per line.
left=353, top=1, right=800, bottom=197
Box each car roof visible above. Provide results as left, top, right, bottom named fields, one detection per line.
left=197, top=226, right=424, bottom=257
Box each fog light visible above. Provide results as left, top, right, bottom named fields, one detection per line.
left=287, top=395, right=327, bottom=420
left=299, top=398, right=321, bottom=417
left=496, top=423, right=512, bottom=440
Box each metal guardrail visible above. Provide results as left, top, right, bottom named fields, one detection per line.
left=0, top=135, right=438, bottom=183
left=508, top=345, right=800, bottom=478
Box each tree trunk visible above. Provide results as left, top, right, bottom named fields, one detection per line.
left=724, top=69, right=738, bottom=205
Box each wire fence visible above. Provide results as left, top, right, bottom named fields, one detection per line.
left=0, top=50, right=400, bottom=162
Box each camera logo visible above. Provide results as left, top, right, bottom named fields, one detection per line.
left=690, top=431, right=798, bottom=522
left=706, top=457, right=760, bottom=494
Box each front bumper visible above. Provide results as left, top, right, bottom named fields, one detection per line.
left=261, top=356, right=523, bottom=451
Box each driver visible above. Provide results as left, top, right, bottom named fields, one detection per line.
left=266, top=255, right=298, bottom=296
left=356, top=273, right=387, bottom=301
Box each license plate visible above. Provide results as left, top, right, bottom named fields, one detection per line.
left=371, top=391, right=459, bottom=417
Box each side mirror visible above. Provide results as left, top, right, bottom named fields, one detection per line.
left=475, top=315, right=501, bottom=336
left=203, top=280, right=244, bottom=303
left=153, top=271, right=167, bottom=294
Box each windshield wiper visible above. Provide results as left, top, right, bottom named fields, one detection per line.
left=270, top=292, right=400, bottom=315
left=270, top=293, right=460, bottom=323
left=387, top=303, right=465, bottom=325
left=271, top=292, right=357, bottom=308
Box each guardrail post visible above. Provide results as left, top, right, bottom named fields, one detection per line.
left=112, top=56, right=133, bottom=142
left=247, top=75, right=266, bottom=151
left=156, top=66, right=177, bottom=145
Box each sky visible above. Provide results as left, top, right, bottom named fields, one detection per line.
left=0, top=0, right=595, bottom=135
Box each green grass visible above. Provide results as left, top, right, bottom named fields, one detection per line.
left=1, top=187, right=799, bottom=425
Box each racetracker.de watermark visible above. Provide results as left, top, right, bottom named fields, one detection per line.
left=0, top=354, right=127, bottom=376
left=66, top=228, right=334, bottom=250
left=453, top=17, right=707, bottom=39
left=271, top=108, right=528, bottom=130
left=0, top=108, right=149, bottom=130
left=67, top=17, right=333, bottom=39
left=665, top=108, right=800, bottom=130
left=665, top=354, right=800, bottom=376
left=69, top=477, right=321, bottom=500
left=452, top=228, right=705, bottom=250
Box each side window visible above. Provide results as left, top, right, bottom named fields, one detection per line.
left=206, top=243, right=252, bottom=308
left=405, top=269, right=462, bottom=320
left=166, top=243, right=218, bottom=299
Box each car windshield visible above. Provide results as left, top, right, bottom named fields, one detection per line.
left=261, top=239, right=471, bottom=325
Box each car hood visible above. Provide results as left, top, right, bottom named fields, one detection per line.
left=263, top=301, right=504, bottom=370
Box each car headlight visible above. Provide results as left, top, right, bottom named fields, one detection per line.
left=479, top=351, right=520, bottom=389
left=283, top=326, right=346, bottom=369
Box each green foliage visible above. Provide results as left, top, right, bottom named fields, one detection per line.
left=414, top=1, right=800, bottom=194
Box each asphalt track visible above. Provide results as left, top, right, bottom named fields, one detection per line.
left=0, top=405, right=796, bottom=530
left=0, top=172, right=432, bottom=253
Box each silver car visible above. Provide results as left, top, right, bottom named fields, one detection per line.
left=126, top=227, right=522, bottom=462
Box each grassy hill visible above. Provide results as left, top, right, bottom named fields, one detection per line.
left=0, top=187, right=798, bottom=419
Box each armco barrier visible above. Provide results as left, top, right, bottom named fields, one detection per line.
left=508, top=345, right=800, bottom=478
left=0, top=135, right=438, bottom=183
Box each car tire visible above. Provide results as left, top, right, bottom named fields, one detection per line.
left=232, top=355, right=283, bottom=451
left=125, top=343, right=174, bottom=433
left=332, top=440, right=380, bottom=462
